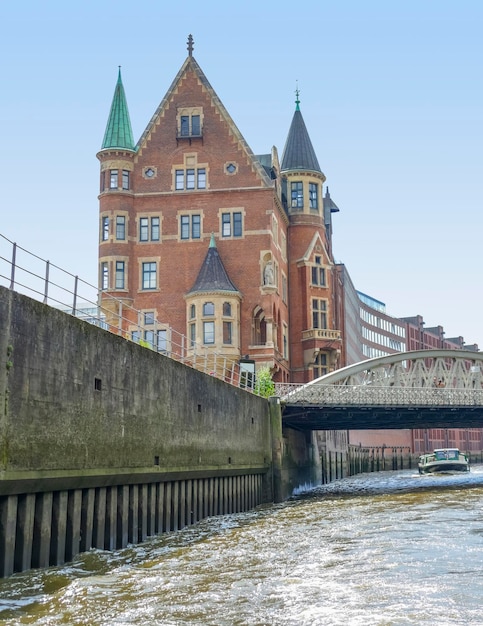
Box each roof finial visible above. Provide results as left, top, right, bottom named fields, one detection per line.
left=187, top=34, right=194, bottom=56
left=295, top=81, right=300, bottom=111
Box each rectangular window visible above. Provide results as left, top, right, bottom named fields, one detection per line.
left=189, top=322, right=196, bottom=347
left=144, top=311, right=155, bottom=325
left=122, top=170, right=130, bottom=190
left=223, top=321, right=232, bottom=344
left=131, top=330, right=141, bottom=343
left=144, top=330, right=155, bottom=348
left=222, top=212, right=242, bottom=237
left=100, top=170, right=105, bottom=192
left=151, top=217, right=160, bottom=241
left=110, top=170, right=118, bottom=189
left=191, top=115, right=201, bottom=136
left=139, top=217, right=160, bottom=242
left=176, top=167, right=206, bottom=190
left=203, top=321, right=215, bottom=344
left=157, top=329, right=168, bottom=353
left=116, top=216, right=126, bottom=240
left=175, top=170, right=184, bottom=190
left=102, top=216, right=109, bottom=241
left=101, top=262, right=109, bottom=290
left=186, top=169, right=195, bottom=189
left=314, top=353, right=328, bottom=378
left=115, top=261, right=125, bottom=289
left=197, top=168, right=206, bottom=189
left=180, top=114, right=201, bottom=137
left=140, top=217, right=149, bottom=241
left=309, top=183, right=318, bottom=210
left=181, top=215, right=190, bottom=240
left=181, top=214, right=201, bottom=240
left=312, top=299, right=327, bottom=329
left=142, top=262, right=157, bottom=290
left=222, top=213, right=231, bottom=237
left=180, top=116, right=189, bottom=136
left=233, top=212, right=242, bottom=236
left=311, top=256, right=325, bottom=286
left=192, top=215, right=200, bottom=238
left=311, top=266, right=326, bottom=286
left=291, top=181, right=303, bottom=209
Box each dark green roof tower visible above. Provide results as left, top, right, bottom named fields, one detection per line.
left=101, top=67, right=135, bottom=150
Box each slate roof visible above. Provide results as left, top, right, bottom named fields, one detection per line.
left=281, top=101, right=321, bottom=174
left=101, top=68, right=135, bottom=150
left=188, top=234, right=240, bottom=295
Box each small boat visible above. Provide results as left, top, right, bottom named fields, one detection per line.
left=418, top=448, right=469, bottom=474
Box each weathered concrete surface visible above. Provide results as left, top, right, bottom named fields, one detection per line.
left=0, top=286, right=272, bottom=495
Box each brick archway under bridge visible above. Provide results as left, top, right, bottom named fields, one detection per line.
left=276, top=350, right=483, bottom=430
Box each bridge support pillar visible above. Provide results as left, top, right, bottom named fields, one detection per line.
left=269, top=397, right=283, bottom=503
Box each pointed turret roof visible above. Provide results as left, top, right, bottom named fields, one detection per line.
left=188, top=234, right=240, bottom=296
left=281, top=91, right=321, bottom=174
left=101, top=68, right=135, bottom=150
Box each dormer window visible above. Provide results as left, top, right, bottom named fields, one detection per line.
left=177, top=107, right=203, bottom=141
left=180, top=114, right=201, bottom=137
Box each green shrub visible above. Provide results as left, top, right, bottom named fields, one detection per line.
left=254, top=366, right=275, bottom=398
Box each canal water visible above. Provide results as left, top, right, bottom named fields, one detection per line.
left=1, top=467, right=483, bottom=626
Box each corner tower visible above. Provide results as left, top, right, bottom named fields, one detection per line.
left=97, top=68, right=136, bottom=329
left=281, top=91, right=342, bottom=382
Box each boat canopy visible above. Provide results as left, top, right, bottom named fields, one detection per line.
left=434, top=449, right=459, bottom=461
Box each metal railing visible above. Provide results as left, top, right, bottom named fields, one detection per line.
left=275, top=382, right=483, bottom=406
left=0, top=233, right=256, bottom=391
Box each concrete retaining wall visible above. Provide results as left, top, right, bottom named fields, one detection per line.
left=0, top=286, right=273, bottom=576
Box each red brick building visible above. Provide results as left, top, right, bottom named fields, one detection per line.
left=97, top=36, right=342, bottom=383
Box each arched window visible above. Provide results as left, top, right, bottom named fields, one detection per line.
left=252, top=307, right=266, bottom=345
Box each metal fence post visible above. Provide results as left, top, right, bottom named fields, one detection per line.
left=72, top=275, right=78, bottom=314
left=9, top=242, right=16, bottom=290
left=43, top=261, right=50, bottom=304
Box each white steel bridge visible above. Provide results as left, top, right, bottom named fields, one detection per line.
left=276, top=350, right=483, bottom=430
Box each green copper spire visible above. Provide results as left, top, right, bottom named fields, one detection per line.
left=101, top=67, right=135, bottom=150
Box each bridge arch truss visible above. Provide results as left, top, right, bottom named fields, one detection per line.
left=277, top=351, right=483, bottom=431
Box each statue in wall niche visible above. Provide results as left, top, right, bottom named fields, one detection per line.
left=263, top=261, right=274, bottom=286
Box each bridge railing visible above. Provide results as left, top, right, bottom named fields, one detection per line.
left=275, top=383, right=483, bottom=406
left=0, top=233, right=256, bottom=391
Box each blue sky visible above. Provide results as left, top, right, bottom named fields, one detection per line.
left=1, top=1, right=482, bottom=345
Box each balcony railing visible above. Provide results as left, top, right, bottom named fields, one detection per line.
left=302, top=328, right=342, bottom=342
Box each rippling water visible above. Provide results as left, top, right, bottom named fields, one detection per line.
left=2, top=467, right=483, bottom=626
